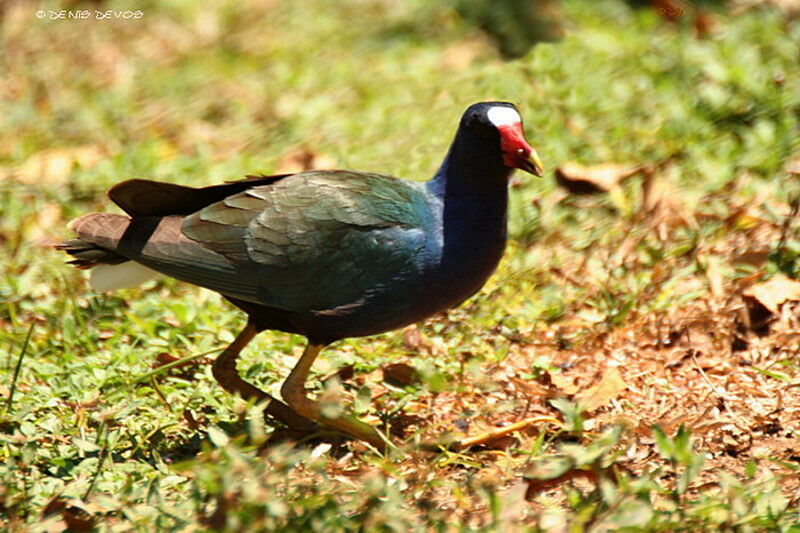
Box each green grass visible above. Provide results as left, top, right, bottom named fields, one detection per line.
left=2, top=0, right=800, bottom=530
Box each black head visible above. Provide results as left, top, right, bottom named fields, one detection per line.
left=459, top=101, right=519, bottom=130
left=457, top=101, right=543, bottom=176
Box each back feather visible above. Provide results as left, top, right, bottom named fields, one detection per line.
left=108, top=175, right=289, bottom=216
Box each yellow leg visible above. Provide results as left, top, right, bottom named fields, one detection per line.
left=280, top=342, right=386, bottom=449
left=212, top=322, right=315, bottom=431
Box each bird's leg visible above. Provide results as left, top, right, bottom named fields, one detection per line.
left=212, top=322, right=315, bottom=431
left=280, top=342, right=387, bottom=449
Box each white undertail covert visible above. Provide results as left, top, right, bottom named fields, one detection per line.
left=89, top=261, right=161, bottom=292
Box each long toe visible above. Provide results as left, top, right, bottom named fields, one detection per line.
left=280, top=342, right=388, bottom=450
left=420, top=416, right=561, bottom=452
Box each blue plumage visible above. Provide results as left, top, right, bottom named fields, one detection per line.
left=60, top=101, right=543, bottom=446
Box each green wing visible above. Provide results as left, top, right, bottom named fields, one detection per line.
left=180, top=171, right=432, bottom=312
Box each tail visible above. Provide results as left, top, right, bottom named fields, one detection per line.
left=58, top=239, right=128, bottom=268
left=58, top=214, right=160, bottom=292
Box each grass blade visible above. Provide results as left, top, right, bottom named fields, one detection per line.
left=5, top=323, right=34, bottom=414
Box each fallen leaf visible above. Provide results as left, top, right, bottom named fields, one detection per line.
left=41, top=498, right=96, bottom=532
left=523, top=459, right=601, bottom=500
left=402, top=325, right=422, bottom=350
left=62, top=398, right=100, bottom=410
left=555, top=162, right=641, bottom=195
left=511, top=377, right=551, bottom=398
left=153, top=352, right=180, bottom=368
left=725, top=206, right=772, bottom=230
left=321, top=364, right=355, bottom=386
left=641, top=169, right=696, bottom=238
left=693, top=11, right=718, bottom=37
left=388, top=412, right=423, bottom=438
left=383, top=363, right=419, bottom=387
left=743, top=275, right=800, bottom=316
left=498, top=480, right=531, bottom=525
left=651, top=0, right=688, bottom=22
left=732, top=250, right=770, bottom=268
left=548, top=371, right=580, bottom=396
left=183, top=409, right=200, bottom=431
left=575, top=368, right=627, bottom=412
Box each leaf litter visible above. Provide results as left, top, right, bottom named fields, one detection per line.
left=290, top=157, right=800, bottom=525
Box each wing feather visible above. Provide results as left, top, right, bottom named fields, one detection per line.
left=178, top=171, right=432, bottom=312
left=108, top=174, right=289, bottom=216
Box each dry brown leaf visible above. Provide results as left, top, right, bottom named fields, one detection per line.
left=574, top=368, right=627, bottom=412
left=610, top=233, right=645, bottom=268
left=321, top=364, right=355, bottom=386
left=732, top=250, right=770, bottom=268
left=693, top=11, right=718, bottom=37
left=152, top=352, right=211, bottom=371
left=652, top=0, right=688, bottom=22
left=275, top=147, right=336, bottom=173
left=387, top=412, right=423, bottom=438
left=383, top=363, right=419, bottom=387
left=402, top=325, right=422, bottom=351
left=554, top=162, right=641, bottom=194
left=511, top=377, right=551, bottom=398
left=524, top=467, right=600, bottom=500
left=705, top=255, right=725, bottom=299
left=743, top=275, right=800, bottom=315
left=548, top=372, right=580, bottom=396
left=41, top=498, right=96, bottom=532
left=183, top=409, right=201, bottom=431
left=641, top=169, right=696, bottom=238
left=726, top=206, right=774, bottom=229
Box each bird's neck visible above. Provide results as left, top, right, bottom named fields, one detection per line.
left=426, top=131, right=512, bottom=204
left=426, top=132, right=511, bottom=279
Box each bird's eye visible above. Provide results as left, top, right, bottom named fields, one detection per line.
left=469, top=120, right=497, bottom=139
left=517, top=148, right=525, bottom=154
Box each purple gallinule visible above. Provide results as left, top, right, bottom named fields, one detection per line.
left=60, top=102, right=543, bottom=448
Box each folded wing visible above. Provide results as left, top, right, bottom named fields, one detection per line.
left=181, top=171, right=431, bottom=312
left=73, top=171, right=433, bottom=313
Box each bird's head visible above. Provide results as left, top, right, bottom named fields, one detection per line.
left=459, top=102, right=544, bottom=177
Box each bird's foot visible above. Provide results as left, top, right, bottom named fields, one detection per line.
left=419, top=416, right=560, bottom=452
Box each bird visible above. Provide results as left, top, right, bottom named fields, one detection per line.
left=58, top=102, right=543, bottom=449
